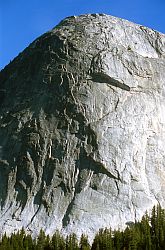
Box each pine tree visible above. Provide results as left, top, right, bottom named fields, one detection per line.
left=0, top=232, right=11, bottom=250
left=113, top=229, right=124, bottom=250
left=36, top=229, right=47, bottom=250
left=150, top=204, right=165, bottom=249
left=23, top=234, right=34, bottom=250
left=103, top=228, right=113, bottom=250
left=79, top=234, right=90, bottom=250
left=140, top=212, right=152, bottom=250
left=43, top=235, right=52, bottom=250
left=66, top=233, right=79, bottom=250
left=51, top=230, right=66, bottom=250
left=91, top=228, right=113, bottom=250
left=91, top=232, right=100, bottom=250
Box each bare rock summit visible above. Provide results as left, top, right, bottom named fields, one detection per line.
left=0, top=14, right=165, bottom=239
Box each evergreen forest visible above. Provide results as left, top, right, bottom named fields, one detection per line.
left=0, top=204, right=165, bottom=250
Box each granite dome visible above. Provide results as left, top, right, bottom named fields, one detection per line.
left=0, top=14, right=165, bottom=240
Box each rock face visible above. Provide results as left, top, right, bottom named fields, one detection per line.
left=0, top=14, right=165, bottom=239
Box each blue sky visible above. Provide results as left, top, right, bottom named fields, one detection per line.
left=0, top=0, right=165, bottom=70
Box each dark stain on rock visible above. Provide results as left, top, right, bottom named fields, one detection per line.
left=91, top=72, right=130, bottom=91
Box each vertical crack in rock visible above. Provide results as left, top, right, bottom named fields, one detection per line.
left=62, top=143, right=122, bottom=227
left=62, top=168, right=80, bottom=227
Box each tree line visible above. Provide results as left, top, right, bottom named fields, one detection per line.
left=0, top=204, right=165, bottom=249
